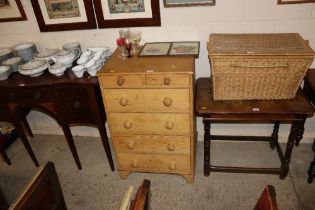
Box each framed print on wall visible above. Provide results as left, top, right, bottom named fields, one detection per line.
left=93, top=0, right=161, bottom=28
left=278, top=0, right=315, bottom=4
left=30, top=0, right=97, bottom=32
left=0, top=0, right=27, bottom=22
left=164, top=0, right=215, bottom=7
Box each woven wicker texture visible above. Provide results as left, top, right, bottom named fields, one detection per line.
left=208, top=33, right=315, bottom=100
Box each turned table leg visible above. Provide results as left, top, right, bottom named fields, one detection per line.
left=270, top=121, right=280, bottom=150
left=204, top=119, right=211, bottom=177
left=60, top=124, right=82, bottom=170
left=280, top=120, right=305, bottom=179
left=98, top=124, right=115, bottom=171
left=308, top=139, right=315, bottom=183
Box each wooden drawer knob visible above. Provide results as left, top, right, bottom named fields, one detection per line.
left=117, top=76, right=125, bottom=86
left=164, top=77, right=171, bottom=85
left=127, top=141, right=135, bottom=149
left=131, top=160, right=139, bottom=168
left=119, top=97, right=128, bottom=106
left=123, top=121, right=132, bottom=129
left=72, top=101, right=80, bottom=109
left=167, top=143, right=175, bottom=151
left=168, top=161, right=176, bottom=170
left=165, top=121, right=174, bottom=130
left=34, top=91, right=41, bottom=99
left=9, top=92, right=16, bottom=99
left=163, top=97, right=172, bottom=107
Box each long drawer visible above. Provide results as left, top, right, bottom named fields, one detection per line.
left=117, top=153, right=191, bottom=174
left=112, top=135, right=190, bottom=155
left=103, top=89, right=190, bottom=113
left=108, top=113, right=191, bottom=135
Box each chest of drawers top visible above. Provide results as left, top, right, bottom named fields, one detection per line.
left=98, top=49, right=195, bottom=75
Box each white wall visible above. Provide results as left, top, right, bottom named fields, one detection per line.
left=1, top=0, right=315, bottom=143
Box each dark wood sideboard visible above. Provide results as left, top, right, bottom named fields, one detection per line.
left=0, top=70, right=114, bottom=171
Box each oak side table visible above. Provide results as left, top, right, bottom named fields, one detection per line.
left=302, top=69, right=315, bottom=183
left=196, top=77, right=314, bottom=179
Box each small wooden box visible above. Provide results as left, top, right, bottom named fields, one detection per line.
left=208, top=33, right=315, bottom=100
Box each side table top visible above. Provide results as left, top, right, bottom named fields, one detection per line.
left=196, top=77, right=314, bottom=117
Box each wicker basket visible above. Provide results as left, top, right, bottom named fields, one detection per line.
left=208, top=33, right=315, bottom=100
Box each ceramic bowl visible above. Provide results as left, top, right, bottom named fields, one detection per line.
left=63, top=42, right=81, bottom=59
left=0, top=65, right=12, bottom=80
left=12, top=42, right=37, bottom=62
left=48, top=62, right=67, bottom=77
left=34, top=48, right=59, bottom=63
left=2, top=57, right=23, bottom=72
left=0, top=48, right=14, bottom=64
left=53, top=49, right=79, bottom=67
left=18, top=59, right=49, bottom=77
left=71, top=65, right=85, bottom=78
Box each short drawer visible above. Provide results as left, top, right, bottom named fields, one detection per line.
left=112, top=135, right=190, bottom=155
left=5, top=88, right=51, bottom=103
left=117, top=153, right=191, bottom=174
left=103, top=89, right=190, bottom=113
left=145, top=74, right=190, bottom=87
left=108, top=113, right=191, bottom=135
left=99, top=75, right=144, bottom=88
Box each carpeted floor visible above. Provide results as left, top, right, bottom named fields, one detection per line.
left=0, top=134, right=314, bottom=210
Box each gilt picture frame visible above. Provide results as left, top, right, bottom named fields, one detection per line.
left=278, top=0, right=315, bottom=4
left=139, top=42, right=172, bottom=56
left=93, top=0, right=161, bottom=28
left=169, top=41, right=200, bottom=58
left=164, top=0, right=215, bottom=7
left=0, top=0, right=27, bottom=23
left=30, top=0, right=96, bottom=32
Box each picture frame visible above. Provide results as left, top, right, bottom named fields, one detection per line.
left=30, top=0, right=97, bottom=32
left=93, top=0, right=161, bottom=28
left=0, top=0, right=27, bottom=23
left=164, top=0, right=215, bottom=7
left=169, top=41, right=200, bottom=58
left=277, top=0, right=315, bottom=4
left=139, top=42, right=172, bottom=56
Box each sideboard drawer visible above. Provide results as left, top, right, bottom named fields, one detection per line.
left=5, top=88, right=51, bottom=103
left=56, top=87, right=95, bottom=123
left=145, top=74, right=190, bottom=87
left=117, top=153, right=191, bottom=174
left=103, top=89, right=190, bottom=113
left=99, top=75, right=144, bottom=88
left=108, top=113, right=191, bottom=135
left=112, top=134, right=190, bottom=155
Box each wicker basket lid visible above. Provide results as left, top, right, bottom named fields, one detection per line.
left=208, top=33, right=315, bottom=56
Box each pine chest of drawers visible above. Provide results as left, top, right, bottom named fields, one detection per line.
left=97, top=49, right=196, bottom=183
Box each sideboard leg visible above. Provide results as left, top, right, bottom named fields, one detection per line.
left=98, top=124, right=115, bottom=171
left=270, top=121, right=280, bottom=150
left=204, top=119, right=211, bottom=177
left=182, top=174, right=194, bottom=184
left=14, top=121, right=39, bottom=167
left=294, top=118, right=305, bottom=147
left=61, top=124, right=82, bottom=170
left=0, top=149, right=11, bottom=165
left=21, top=117, right=33, bottom=138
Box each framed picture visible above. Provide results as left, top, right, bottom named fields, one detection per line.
left=0, top=0, right=27, bottom=22
left=278, top=0, right=315, bottom=4
left=164, top=0, right=215, bottom=7
left=169, top=41, right=200, bottom=58
left=139, top=42, right=172, bottom=56
left=93, top=0, right=161, bottom=28
left=30, top=0, right=97, bottom=32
